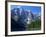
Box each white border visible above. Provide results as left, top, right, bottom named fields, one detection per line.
left=7, top=2, right=44, bottom=35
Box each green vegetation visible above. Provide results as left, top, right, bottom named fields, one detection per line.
left=28, top=19, right=41, bottom=31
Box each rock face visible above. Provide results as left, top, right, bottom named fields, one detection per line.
left=11, top=8, right=34, bottom=31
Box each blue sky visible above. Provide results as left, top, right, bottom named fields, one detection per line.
left=11, top=5, right=41, bottom=15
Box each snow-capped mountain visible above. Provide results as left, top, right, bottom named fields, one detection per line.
left=11, top=8, right=41, bottom=25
